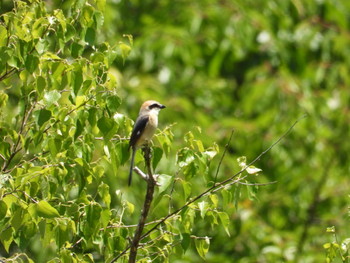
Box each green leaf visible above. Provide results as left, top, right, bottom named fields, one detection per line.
left=10, top=207, right=24, bottom=231
left=0, top=200, right=8, bottom=220
left=0, top=25, right=8, bottom=46
left=194, top=237, right=210, bottom=260
left=74, top=119, right=84, bottom=139
left=152, top=147, right=163, bottom=170
left=73, top=69, right=83, bottom=94
left=85, top=27, right=96, bottom=45
left=25, top=54, right=39, bottom=74
left=98, top=183, right=111, bottom=208
left=0, top=141, right=11, bottom=159
left=35, top=38, right=49, bottom=54
left=48, top=138, right=62, bottom=157
left=83, top=202, right=102, bottom=237
left=100, top=209, right=111, bottom=229
left=209, top=194, right=219, bottom=207
left=176, top=148, right=195, bottom=168
left=97, top=116, right=118, bottom=141
left=65, top=23, right=76, bottom=41
left=106, top=95, right=121, bottom=114
left=81, top=5, right=95, bottom=27
left=0, top=91, right=8, bottom=107
left=32, top=17, right=49, bottom=38
left=36, top=109, right=51, bottom=127
left=96, top=0, right=106, bottom=11
left=218, top=211, right=231, bottom=236
left=36, top=200, right=60, bottom=218
left=71, top=42, right=84, bottom=58
left=181, top=233, right=191, bottom=252
left=94, top=11, right=104, bottom=29
left=181, top=180, right=191, bottom=200
left=36, top=76, right=46, bottom=95
left=158, top=174, right=172, bottom=194
left=0, top=226, right=13, bottom=253
left=43, top=90, right=61, bottom=106
left=40, top=221, right=55, bottom=247
left=119, top=43, right=131, bottom=63
left=198, top=201, right=208, bottom=219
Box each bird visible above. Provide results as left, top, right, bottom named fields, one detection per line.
left=128, top=100, right=166, bottom=186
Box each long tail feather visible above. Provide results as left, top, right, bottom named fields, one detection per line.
left=128, top=148, right=136, bottom=186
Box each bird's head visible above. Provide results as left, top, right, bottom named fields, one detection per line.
left=139, top=100, right=166, bottom=115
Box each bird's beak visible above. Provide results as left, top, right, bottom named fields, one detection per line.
left=160, top=104, right=166, bottom=109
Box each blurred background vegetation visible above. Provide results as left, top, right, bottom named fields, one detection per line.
left=105, top=0, right=350, bottom=262
left=1, top=0, right=349, bottom=262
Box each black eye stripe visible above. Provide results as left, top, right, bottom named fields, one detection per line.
left=149, top=103, right=160, bottom=109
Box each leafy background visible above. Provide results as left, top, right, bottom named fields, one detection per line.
left=0, top=0, right=349, bottom=262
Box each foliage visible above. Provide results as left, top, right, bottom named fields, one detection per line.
left=324, top=226, right=350, bottom=263
left=1, top=0, right=350, bottom=262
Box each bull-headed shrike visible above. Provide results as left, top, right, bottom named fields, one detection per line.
left=128, top=100, right=166, bottom=185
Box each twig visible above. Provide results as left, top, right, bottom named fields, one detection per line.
left=237, top=181, right=277, bottom=186
left=214, top=129, right=234, bottom=183
left=101, top=218, right=164, bottom=230
left=69, top=237, right=83, bottom=249
left=0, top=68, right=17, bottom=82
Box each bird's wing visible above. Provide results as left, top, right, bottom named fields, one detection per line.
left=129, top=115, right=149, bottom=149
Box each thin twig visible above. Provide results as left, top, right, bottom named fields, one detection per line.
left=0, top=68, right=17, bottom=82
left=214, top=129, right=234, bottom=183
left=237, top=181, right=277, bottom=186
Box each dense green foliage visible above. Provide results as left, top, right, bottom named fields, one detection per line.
left=1, top=0, right=349, bottom=262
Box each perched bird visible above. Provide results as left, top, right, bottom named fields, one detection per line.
left=128, top=100, right=166, bottom=185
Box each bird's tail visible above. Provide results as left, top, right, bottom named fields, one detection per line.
left=128, top=148, right=136, bottom=186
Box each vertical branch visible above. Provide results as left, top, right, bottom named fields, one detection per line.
left=128, top=146, right=156, bottom=263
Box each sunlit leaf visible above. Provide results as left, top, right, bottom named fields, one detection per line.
left=43, top=90, right=61, bottom=106
left=158, top=174, right=172, bottom=193
left=36, top=200, right=60, bottom=219
left=194, top=237, right=210, bottom=260
left=0, top=200, right=8, bottom=220
left=198, top=201, right=208, bottom=219
left=218, top=212, right=231, bottom=236
left=246, top=166, right=262, bottom=174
